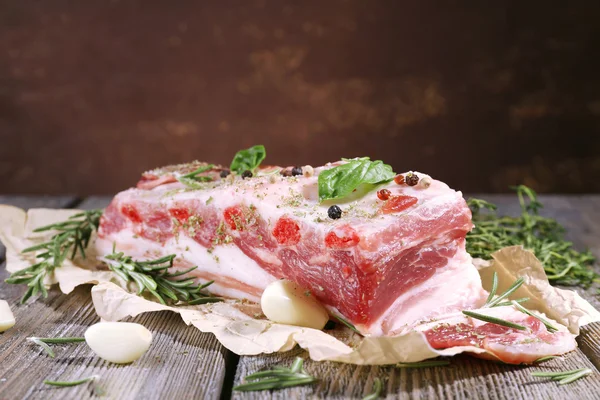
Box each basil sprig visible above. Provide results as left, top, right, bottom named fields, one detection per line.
left=230, top=145, right=266, bottom=174
left=318, top=158, right=395, bottom=202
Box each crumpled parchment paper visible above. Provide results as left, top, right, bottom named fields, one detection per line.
left=2, top=205, right=599, bottom=365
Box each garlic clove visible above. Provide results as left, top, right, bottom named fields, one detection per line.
left=85, top=322, right=152, bottom=364
left=0, top=300, right=15, bottom=332
left=260, top=280, right=329, bottom=330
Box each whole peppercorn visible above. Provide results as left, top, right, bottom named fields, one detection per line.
left=241, top=170, right=253, bottom=179
left=394, top=174, right=405, bottom=185
left=327, top=205, right=342, bottom=220
left=280, top=168, right=293, bottom=177
left=405, top=172, right=419, bottom=186
left=291, top=166, right=303, bottom=176
left=377, top=189, right=391, bottom=201
left=220, top=169, right=230, bottom=178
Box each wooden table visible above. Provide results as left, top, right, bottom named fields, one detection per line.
left=1, top=195, right=600, bottom=399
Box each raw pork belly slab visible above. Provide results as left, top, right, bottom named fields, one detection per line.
left=97, top=161, right=486, bottom=336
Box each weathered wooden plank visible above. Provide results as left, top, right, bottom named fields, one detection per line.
left=0, top=196, right=229, bottom=400
left=0, top=283, right=228, bottom=400
left=0, top=196, right=79, bottom=210
left=231, top=195, right=600, bottom=399
left=76, top=196, right=112, bottom=211
left=231, top=350, right=600, bottom=399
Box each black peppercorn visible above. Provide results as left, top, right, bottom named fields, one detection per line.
left=220, top=169, right=230, bottom=178
left=327, top=205, right=342, bottom=219
left=405, top=172, right=419, bottom=186
left=291, top=166, right=303, bottom=176
left=242, top=170, right=253, bottom=179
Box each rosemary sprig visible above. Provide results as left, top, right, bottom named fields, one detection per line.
left=362, top=378, right=382, bottom=400
left=5, top=210, right=103, bottom=303
left=233, top=357, right=317, bottom=392
left=104, top=248, right=223, bottom=305
left=485, top=277, right=525, bottom=308
left=177, top=164, right=214, bottom=188
left=510, top=300, right=558, bottom=333
left=493, top=297, right=529, bottom=307
left=466, top=185, right=597, bottom=287
left=462, top=310, right=527, bottom=331
left=44, top=375, right=98, bottom=387
left=395, top=360, right=450, bottom=368
left=28, top=336, right=85, bottom=358
left=531, top=368, right=593, bottom=385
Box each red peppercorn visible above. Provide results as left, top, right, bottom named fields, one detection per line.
left=405, top=173, right=419, bottom=186
left=394, top=175, right=405, bottom=185
left=377, top=189, right=391, bottom=200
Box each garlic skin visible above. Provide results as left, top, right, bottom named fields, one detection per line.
left=85, top=322, right=152, bottom=364
left=0, top=300, right=15, bottom=332
left=260, top=280, right=329, bottom=330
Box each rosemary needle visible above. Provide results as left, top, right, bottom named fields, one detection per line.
left=336, top=315, right=361, bottom=334
left=534, top=355, right=558, bottom=363
left=29, top=338, right=55, bottom=358
left=177, top=164, right=214, bottom=187
left=557, top=369, right=593, bottom=385
left=510, top=300, right=558, bottom=333
left=531, top=368, right=592, bottom=385
left=485, top=272, right=499, bottom=305
left=486, top=277, right=525, bottom=308
left=395, top=360, right=451, bottom=368
left=44, top=375, right=98, bottom=387
left=462, top=310, right=527, bottom=331
left=31, top=337, right=85, bottom=344
left=493, top=297, right=530, bottom=307
left=362, top=378, right=382, bottom=400
left=28, top=337, right=85, bottom=358
left=531, top=368, right=588, bottom=378
left=233, top=357, right=317, bottom=392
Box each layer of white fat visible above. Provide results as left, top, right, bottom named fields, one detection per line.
left=122, top=170, right=454, bottom=243
left=95, top=229, right=278, bottom=303
left=357, top=186, right=468, bottom=243
left=367, top=247, right=487, bottom=336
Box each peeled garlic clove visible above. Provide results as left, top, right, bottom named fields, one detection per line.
left=0, top=300, right=15, bottom=332
left=85, top=322, right=152, bottom=364
left=261, top=280, right=329, bottom=330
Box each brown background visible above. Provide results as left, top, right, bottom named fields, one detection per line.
left=1, top=1, right=599, bottom=195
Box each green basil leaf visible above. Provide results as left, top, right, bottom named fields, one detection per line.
left=230, top=145, right=266, bottom=174
left=318, top=158, right=395, bottom=202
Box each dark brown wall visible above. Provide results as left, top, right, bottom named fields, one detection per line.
left=1, top=1, right=599, bottom=195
